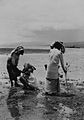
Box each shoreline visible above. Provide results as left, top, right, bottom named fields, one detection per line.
left=0, top=47, right=83, bottom=55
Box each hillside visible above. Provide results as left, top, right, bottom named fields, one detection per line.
left=0, top=41, right=84, bottom=49
left=65, top=42, right=84, bottom=48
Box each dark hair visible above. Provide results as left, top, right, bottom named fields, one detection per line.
left=20, top=50, right=24, bottom=55
left=44, top=64, right=47, bottom=70
left=52, top=41, right=62, bottom=50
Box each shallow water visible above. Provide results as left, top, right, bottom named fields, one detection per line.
left=0, top=48, right=84, bottom=81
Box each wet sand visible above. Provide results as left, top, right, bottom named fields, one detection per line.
left=0, top=48, right=84, bottom=120
left=0, top=78, right=84, bottom=120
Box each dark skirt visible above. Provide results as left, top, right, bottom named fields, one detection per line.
left=45, top=78, right=60, bottom=94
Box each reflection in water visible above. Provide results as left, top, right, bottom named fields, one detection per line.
left=42, top=95, right=75, bottom=120
left=6, top=87, right=75, bottom=120
left=7, top=88, right=21, bottom=120
left=6, top=87, right=38, bottom=120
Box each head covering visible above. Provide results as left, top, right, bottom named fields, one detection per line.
left=50, top=41, right=65, bottom=53
left=11, top=46, right=24, bottom=56
left=24, top=63, right=36, bottom=70
left=50, top=42, right=55, bottom=49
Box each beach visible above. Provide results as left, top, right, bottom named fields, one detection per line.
left=0, top=48, right=84, bottom=120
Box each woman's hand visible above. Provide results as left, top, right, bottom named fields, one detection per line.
left=64, top=67, right=67, bottom=74
left=64, top=62, right=70, bottom=73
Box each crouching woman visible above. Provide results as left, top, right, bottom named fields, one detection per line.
left=45, top=41, right=67, bottom=95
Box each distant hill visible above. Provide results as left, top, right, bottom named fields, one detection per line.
left=0, top=41, right=84, bottom=54
left=0, top=41, right=84, bottom=49
left=64, top=42, right=84, bottom=48
left=0, top=28, right=84, bottom=48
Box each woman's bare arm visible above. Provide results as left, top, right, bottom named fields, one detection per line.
left=59, top=53, right=67, bottom=73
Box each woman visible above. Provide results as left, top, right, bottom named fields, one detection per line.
left=7, top=46, right=24, bottom=87
left=45, top=41, right=67, bottom=95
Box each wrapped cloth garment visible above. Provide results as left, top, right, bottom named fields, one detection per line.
left=45, top=78, right=60, bottom=94
left=45, top=48, right=61, bottom=94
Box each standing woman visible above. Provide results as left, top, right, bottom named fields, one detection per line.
left=7, top=46, right=24, bottom=87
left=45, top=41, right=67, bottom=95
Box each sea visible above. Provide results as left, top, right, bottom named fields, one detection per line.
left=0, top=48, right=84, bottom=83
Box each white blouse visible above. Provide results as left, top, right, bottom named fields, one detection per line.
left=46, top=48, right=62, bottom=79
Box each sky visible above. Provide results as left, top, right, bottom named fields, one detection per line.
left=0, top=0, right=84, bottom=47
